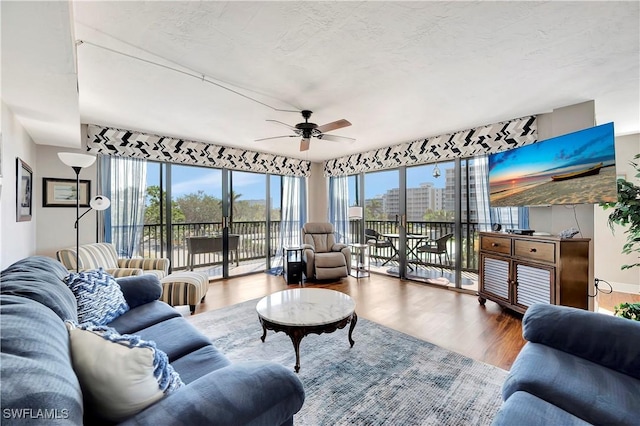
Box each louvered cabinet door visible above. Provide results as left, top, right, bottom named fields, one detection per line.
left=479, top=255, right=510, bottom=304
left=513, top=263, right=554, bottom=310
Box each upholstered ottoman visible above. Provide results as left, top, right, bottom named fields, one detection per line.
left=160, top=271, right=209, bottom=314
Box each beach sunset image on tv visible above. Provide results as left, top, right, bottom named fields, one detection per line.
left=489, top=122, right=617, bottom=207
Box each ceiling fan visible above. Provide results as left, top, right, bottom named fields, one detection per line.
left=255, top=110, right=354, bottom=151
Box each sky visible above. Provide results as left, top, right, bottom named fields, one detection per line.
left=147, top=160, right=454, bottom=201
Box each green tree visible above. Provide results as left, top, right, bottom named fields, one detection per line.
left=175, top=190, right=222, bottom=223
left=365, top=199, right=384, bottom=220
left=422, top=209, right=454, bottom=222
left=144, top=185, right=185, bottom=224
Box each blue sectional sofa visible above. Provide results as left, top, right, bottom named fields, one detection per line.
left=1, top=256, right=305, bottom=425
left=493, top=303, right=640, bottom=425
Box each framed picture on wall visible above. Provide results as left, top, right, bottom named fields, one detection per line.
left=16, top=158, right=33, bottom=222
left=42, top=177, right=91, bottom=207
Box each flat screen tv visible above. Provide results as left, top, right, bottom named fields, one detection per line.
left=489, top=122, right=617, bottom=207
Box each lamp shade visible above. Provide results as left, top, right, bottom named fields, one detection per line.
left=89, top=195, right=110, bottom=211
left=348, top=206, right=363, bottom=219
left=57, top=152, right=96, bottom=168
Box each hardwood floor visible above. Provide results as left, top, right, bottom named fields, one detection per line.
left=185, top=272, right=526, bottom=370
left=182, top=272, right=639, bottom=371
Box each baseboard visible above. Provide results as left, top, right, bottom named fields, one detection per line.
left=609, top=281, right=640, bottom=294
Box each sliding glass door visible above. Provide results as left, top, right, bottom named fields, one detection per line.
left=364, top=169, right=403, bottom=276
left=357, top=159, right=483, bottom=291
left=142, top=162, right=294, bottom=279
left=170, top=164, right=225, bottom=279
left=229, top=171, right=268, bottom=276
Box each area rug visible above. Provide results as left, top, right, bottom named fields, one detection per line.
left=188, top=298, right=507, bottom=425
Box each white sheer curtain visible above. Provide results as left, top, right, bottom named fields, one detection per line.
left=274, top=175, right=306, bottom=268
left=329, top=176, right=350, bottom=243
left=99, top=155, right=147, bottom=257
left=474, top=156, right=528, bottom=231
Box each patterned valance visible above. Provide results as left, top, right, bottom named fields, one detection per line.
left=324, top=115, right=537, bottom=177
left=86, top=125, right=311, bottom=177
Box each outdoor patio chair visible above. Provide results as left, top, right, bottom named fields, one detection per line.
left=365, top=228, right=396, bottom=265
left=416, top=233, right=453, bottom=271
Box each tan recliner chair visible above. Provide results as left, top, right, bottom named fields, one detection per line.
left=301, top=223, right=351, bottom=281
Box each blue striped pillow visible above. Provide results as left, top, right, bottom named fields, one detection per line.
left=64, top=268, right=129, bottom=325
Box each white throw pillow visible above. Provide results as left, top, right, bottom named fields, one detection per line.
left=66, top=322, right=183, bottom=422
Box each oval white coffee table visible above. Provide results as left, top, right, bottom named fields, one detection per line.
left=256, top=288, right=357, bottom=373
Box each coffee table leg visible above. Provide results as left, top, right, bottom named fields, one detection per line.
left=287, top=329, right=304, bottom=373
left=348, top=312, right=358, bottom=347
left=260, top=322, right=267, bottom=342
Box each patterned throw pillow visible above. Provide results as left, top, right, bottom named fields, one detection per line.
left=66, top=322, right=184, bottom=422
left=64, top=268, right=129, bottom=325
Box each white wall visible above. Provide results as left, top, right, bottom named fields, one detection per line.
left=594, top=133, right=640, bottom=293
left=35, top=144, right=98, bottom=259
left=1, top=102, right=37, bottom=269
left=530, top=101, right=596, bottom=237
left=307, top=162, right=328, bottom=222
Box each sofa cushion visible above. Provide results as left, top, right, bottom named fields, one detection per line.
left=0, top=295, right=84, bottom=423
left=130, top=316, right=213, bottom=362
left=64, top=268, right=129, bottom=325
left=171, top=345, right=231, bottom=384
left=109, top=301, right=182, bottom=335
left=117, top=274, right=163, bottom=309
left=67, top=323, right=184, bottom=422
left=0, top=256, right=78, bottom=322
left=503, top=342, right=640, bottom=425
left=315, top=252, right=347, bottom=268
left=492, top=391, right=591, bottom=426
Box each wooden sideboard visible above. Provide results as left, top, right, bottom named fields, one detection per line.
left=478, top=232, right=591, bottom=314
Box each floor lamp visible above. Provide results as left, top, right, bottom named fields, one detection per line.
left=58, top=153, right=110, bottom=272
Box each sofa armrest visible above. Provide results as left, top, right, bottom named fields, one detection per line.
left=331, top=243, right=347, bottom=252
left=105, top=267, right=144, bottom=277
left=124, top=362, right=304, bottom=426
left=115, top=274, right=163, bottom=309
left=523, top=303, right=640, bottom=379
left=118, top=258, right=170, bottom=277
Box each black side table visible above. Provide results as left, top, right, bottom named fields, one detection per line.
left=283, top=246, right=305, bottom=285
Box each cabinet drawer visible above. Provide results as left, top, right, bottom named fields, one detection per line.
left=481, top=236, right=511, bottom=255
left=514, top=240, right=555, bottom=263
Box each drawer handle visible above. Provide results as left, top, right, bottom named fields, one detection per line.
left=491, top=243, right=499, bottom=247
left=529, top=248, right=537, bottom=253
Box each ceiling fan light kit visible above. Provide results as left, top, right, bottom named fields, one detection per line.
left=257, top=110, right=354, bottom=151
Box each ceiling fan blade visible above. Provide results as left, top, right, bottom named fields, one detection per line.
left=316, top=119, right=351, bottom=133
left=255, top=135, right=297, bottom=142
left=266, top=119, right=297, bottom=130
left=317, top=134, right=356, bottom=143
left=300, top=138, right=310, bottom=151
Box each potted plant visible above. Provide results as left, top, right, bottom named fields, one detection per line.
left=613, top=302, right=640, bottom=321
left=600, top=153, right=640, bottom=320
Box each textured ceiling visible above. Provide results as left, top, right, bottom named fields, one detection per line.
left=3, top=1, right=639, bottom=162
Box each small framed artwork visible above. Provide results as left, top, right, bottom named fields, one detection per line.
left=16, top=158, right=33, bottom=222
left=42, top=177, right=91, bottom=207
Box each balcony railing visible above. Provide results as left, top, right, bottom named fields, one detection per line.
left=139, top=220, right=481, bottom=272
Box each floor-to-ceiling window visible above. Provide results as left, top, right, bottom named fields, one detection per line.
left=355, top=159, right=489, bottom=290
left=229, top=171, right=268, bottom=276
left=139, top=162, right=299, bottom=279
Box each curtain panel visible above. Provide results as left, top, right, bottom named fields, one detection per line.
left=86, top=124, right=311, bottom=177
left=324, top=115, right=537, bottom=177
left=273, top=176, right=307, bottom=268
left=328, top=176, right=350, bottom=244
left=98, top=155, right=148, bottom=257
